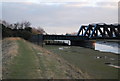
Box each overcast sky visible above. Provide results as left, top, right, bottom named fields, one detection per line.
left=1, top=0, right=119, bottom=34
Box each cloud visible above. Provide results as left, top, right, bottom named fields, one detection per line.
left=1, top=2, right=118, bottom=34
left=119, top=1, right=120, bottom=23
left=0, top=3, right=2, bottom=19
left=1, top=0, right=118, bottom=8
left=96, top=2, right=118, bottom=9
left=1, top=0, right=119, bottom=3
left=62, top=1, right=118, bottom=8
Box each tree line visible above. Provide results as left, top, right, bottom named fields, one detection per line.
left=1, top=20, right=45, bottom=40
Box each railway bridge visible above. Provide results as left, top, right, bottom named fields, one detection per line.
left=30, top=23, right=120, bottom=48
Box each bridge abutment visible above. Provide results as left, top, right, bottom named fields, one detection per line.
left=70, top=40, right=95, bottom=49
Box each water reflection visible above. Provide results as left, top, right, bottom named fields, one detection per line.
left=95, top=41, right=120, bottom=54
left=55, top=40, right=120, bottom=54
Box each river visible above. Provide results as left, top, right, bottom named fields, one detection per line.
left=95, top=41, right=120, bottom=54
left=55, top=40, right=120, bottom=54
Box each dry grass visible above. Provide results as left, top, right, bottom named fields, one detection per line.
left=3, top=37, right=21, bottom=41
left=2, top=37, right=19, bottom=78
left=2, top=37, right=90, bottom=79
left=27, top=41, right=89, bottom=79
left=2, top=37, right=19, bottom=59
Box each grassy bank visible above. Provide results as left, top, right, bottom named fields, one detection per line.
left=6, top=39, right=41, bottom=79
left=2, top=38, right=86, bottom=79
left=45, top=45, right=119, bottom=79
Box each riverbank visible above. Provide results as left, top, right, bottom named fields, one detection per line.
left=45, top=45, right=119, bottom=79
left=2, top=37, right=87, bottom=79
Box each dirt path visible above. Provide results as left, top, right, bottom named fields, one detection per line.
left=2, top=38, right=88, bottom=79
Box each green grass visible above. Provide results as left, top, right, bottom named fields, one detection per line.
left=6, top=40, right=41, bottom=79
left=45, top=45, right=119, bottom=79
left=4, top=38, right=119, bottom=79
left=4, top=39, right=84, bottom=79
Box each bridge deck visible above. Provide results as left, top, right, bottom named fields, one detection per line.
left=43, top=35, right=88, bottom=40
left=31, top=23, right=120, bottom=41
left=43, top=35, right=119, bottom=40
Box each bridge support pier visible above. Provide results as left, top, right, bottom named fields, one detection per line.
left=30, top=34, right=43, bottom=47
left=70, top=40, right=95, bottom=49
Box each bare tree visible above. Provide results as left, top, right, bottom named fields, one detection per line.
left=24, top=21, right=31, bottom=28
left=14, top=22, right=20, bottom=29
left=32, top=27, right=45, bottom=35
left=37, top=26, right=45, bottom=34
left=19, top=22, right=24, bottom=29
left=9, top=24, right=14, bottom=29
left=2, top=20, right=10, bottom=27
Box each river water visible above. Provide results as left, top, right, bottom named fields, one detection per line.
left=95, top=41, right=120, bottom=54
left=55, top=40, right=120, bottom=54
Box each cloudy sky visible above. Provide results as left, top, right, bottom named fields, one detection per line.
left=0, top=0, right=119, bottom=34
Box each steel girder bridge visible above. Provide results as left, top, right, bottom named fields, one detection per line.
left=77, top=23, right=120, bottom=40
left=31, top=23, right=120, bottom=48
left=43, top=23, right=120, bottom=40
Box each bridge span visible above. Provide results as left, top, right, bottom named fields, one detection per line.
left=30, top=23, right=120, bottom=48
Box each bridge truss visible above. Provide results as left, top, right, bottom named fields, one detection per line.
left=77, top=23, right=120, bottom=39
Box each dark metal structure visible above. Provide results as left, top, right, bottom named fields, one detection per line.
left=43, top=35, right=88, bottom=40
left=42, top=23, right=120, bottom=40
left=77, top=23, right=120, bottom=39
left=31, top=23, right=120, bottom=42
left=30, top=23, right=120, bottom=48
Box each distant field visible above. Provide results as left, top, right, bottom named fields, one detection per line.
left=45, top=45, right=119, bottom=79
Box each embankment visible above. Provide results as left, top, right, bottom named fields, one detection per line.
left=2, top=37, right=88, bottom=79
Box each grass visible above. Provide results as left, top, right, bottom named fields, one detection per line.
left=3, top=38, right=86, bottom=79
left=5, top=40, right=41, bottom=79
left=4, top=37, right=118, bottom=79
left=45, top=45, right=119, bottom=79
